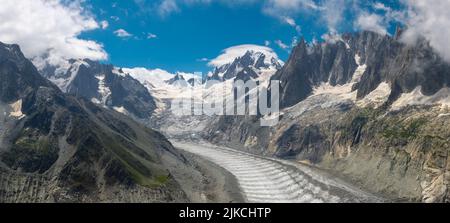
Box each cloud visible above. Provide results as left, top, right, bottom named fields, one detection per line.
left=321, top=32, right=344, bottom=44
left=355, top=12, right=388, bottom=35
left=134, top=0, right=255, bottom=17
left=373, top=2, right=391, bottom=11
left=208, top=44, right=280, bottom=67
left=158, top=0, right=180, bottom=17
left=114, top=29, right=133, bottom=38
left=147, top=33, right=158, bottom=39
left=264, top=40, right=271, bottom=46
left=263, top=0, right=319, bottom=16
left=321, top=0, right=346, bottom=33
left=197, top=58, right=209, bottom=62
left=123, top=67, right=175, bottom=86
left=274, top=40, right=289, bottom=50
left=135, top=0, right=354, bottom=36
left=262, top=0, right=353, bottom=35
left=354, top=0, right=450, bottom=63
left=400, top=0, right=450, bottom=62
left=282, top=16, right=301, bottom=33
left=291, top=36, right=298, bottom=47
left=100, top=20, right=109, bottom=29
left=0, top=0, right=107, bottom=67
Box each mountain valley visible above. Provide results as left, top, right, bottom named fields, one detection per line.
left=1, top=29, right=450, bottom=203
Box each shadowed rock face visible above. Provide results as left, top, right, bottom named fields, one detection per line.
left=271, top=37, right=359, bottom=108
left=40, top=59, right=157, bottom=120
left=0, top=43, right=57, bottom=103
left=275, top=125, right=327, bottom=162
left=187, top=78, right=201, bottom=86
left=234, top=67, right=259, bottom=82
left=166, top=73, right=186, bottom=85
left=0, top=42, right=187, bottom=202
left=272, top=31, right=450, bottom=109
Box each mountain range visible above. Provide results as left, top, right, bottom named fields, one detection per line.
left=206, top=30, right=450, bottom=203
left=40, top=59, right=157, bottom=120
left=1, top=29, right=450, bottom=203
left=272, top=30, right=450, bottom=109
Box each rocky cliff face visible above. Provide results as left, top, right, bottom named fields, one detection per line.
left=39, top=59, right=157, bottom=120
left=272, top=31, right=450, bottom=109
left=0, top=42, right=188, bottom=202
left=206, top=31, right=450, bottom=202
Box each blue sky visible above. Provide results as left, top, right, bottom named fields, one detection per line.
left=82, top=1, right=300, bottom=73
left=77, top=0, right=402, bottom=73
left=82, top=1, right=296, bottom=73
left=1, top=0, right=420, bottom=74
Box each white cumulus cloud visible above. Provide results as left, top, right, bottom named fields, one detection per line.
left=114, top=29, right=133, bottom=38
left=158, top=0, right=180, bottom=17
left=355, top=12, right=388, bottom=35
left=100, top=20, right=109, bottom=29
left=275, top=40, right=289, bottom=50
left=147, top=33, right=158, bottom=39
left=401, top=0, right=450, bottom=62
left=0, top=0, right=107, bottom=67
left=282, top=16, right=302, bottom=33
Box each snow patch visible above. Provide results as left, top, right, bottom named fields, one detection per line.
left=392, top=87, right=450, bottom=110
left=313, top=83, right=356, bottom=101
left=9, top=99, right=25, bottom=119
left=345, top=42, right=351, bottom=50
left=284, top=83, right=356, bottom=118
left=352, top=54, right=367, bottom=83
left=95, top=74, right=111, bottom=105
left=112, top=67, right=126, bottom=77
left=91, top=98, right=100, bottom=104
left=113, top=106, right=128, bottom=115
left=437, top=113, right=450, bottom=118
left=357, top=82, right=391, bottom=108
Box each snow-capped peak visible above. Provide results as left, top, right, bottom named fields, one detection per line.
left=209, top=48, right=283, bottom=81
left=208, top=44, right=282, bottom=67
left=40, top=59, right=91, bottom=92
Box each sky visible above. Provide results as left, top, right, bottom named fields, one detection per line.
left=82, top=0, right=303, bottom=73
left=1, top=0, right=450, bottom=74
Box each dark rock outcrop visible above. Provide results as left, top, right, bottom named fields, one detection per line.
left=166, top=73, right=186, bottom=85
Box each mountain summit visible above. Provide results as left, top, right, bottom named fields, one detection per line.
left=39, top=59, right=157, bottom=119
left=207, top=49, right=283, bottom=82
